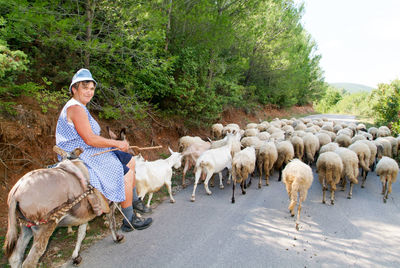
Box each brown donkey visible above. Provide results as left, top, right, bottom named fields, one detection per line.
left=3, top=147, right=124, bottom=267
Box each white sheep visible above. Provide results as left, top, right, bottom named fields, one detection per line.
left=244, top=128, right=259, bottom=137
left=377, top=126, right=391, bottom=137
left=282, top=159, right=313, bottom=230
left=211, top=123, right=224, bottom=139
left=376, top=156, right=399, bottom=203
left=290, top=135, right=304, bottom=161
left=368, top=127, right=378, bottom=139
left=135, top=147, right=183, bottom=207
left=257, top=141, right=278, bottom=187
left=349, top=141, right=371, bottom=185
left=383, top=136, right=398, bottom=157
left=191, top=133, right=235, bottom=202
left=178, top=136, right=204, bottom=152
left=334, top=147, right=359, bottom=199
left=375, top=137, right=392, bottom=158
left=231, top=147, right=256, bottom=203
left=358, top=139, right=377, bottom=185
left=274, top=140, right=295, bottom=181
left=316, top=152, right=343, bottom=205
left=316, top=132, right=331, bottom=148
left=335, top=133, right=351, bottom=148
left=319, top=142, right=339, bottom=154
left=303, top=133, right=320, bottom=165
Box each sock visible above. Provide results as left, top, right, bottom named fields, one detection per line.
left=121, top=206, right=134, bottom=223
left=132, top=186, right=139, bottom=202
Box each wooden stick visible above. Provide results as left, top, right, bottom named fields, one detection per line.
left=91, top=145, right=163, bottom=157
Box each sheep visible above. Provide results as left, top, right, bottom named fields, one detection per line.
left=356, top=123, right=367, bottom=132
left=348, top=141, right=371, bottom=186
left=290, top=135, right=304, bottom=161
left=222, top=123, right=241, bottom=135
left=231, top=147, right=256, bottom=203
left=320, top=129, right=336, bottom=142
left=244, top=128, right=259, bottom=137
left=241, top=136, right=263, bottom=149
left=368, top=127, right=378, bottom=139
left=337, top=128, right=353, bottom=138
left=316, top=132, right=331, bottom=148
left=375, top=137, right=392, bottom=158
left=274, top=140, right=294, bottom=181
left=246, top=123, right=258, bottom=129
left=303, top=133, right=320, bottom=165
left=358, top=131, right=373, bottom=141
left=257, top=123, right=269, bottom=132
left=282, top=159, right=313, bottom=230
left=319, top=142, right=339, bottom=154
left=376, top=156, right=399, bottom=203
left=181, top=140, right=211, bottom=187
left=135, top=147, right=183, bottom=207
left=358, top=139, right=377, bottom=185
left=383, top=136, right=398, bottom=157
left=335, top=134, right=351, bottom=148
left=377, top=126, right=391, bottom=137
left=351, top=134, right=366, bottom=144
left=257, top=141, right=278, bottom=187
left=316, top=152, right=343, bottom=205
left=334, top=147, right=359, bottom=199
left=211, top=123, right=224, bottom=139
left=191, top=133, right=235, bottom=202
left=256, top=131, right=271, bottom=141
left=333, top=124, right=343, bottom=133
left=178, top=136, right=204, bottom=152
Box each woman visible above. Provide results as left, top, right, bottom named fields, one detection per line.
left=56, top=68, right=152, bottom=231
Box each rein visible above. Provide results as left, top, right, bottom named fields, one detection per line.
left=19, top=185, right=95, bottom=227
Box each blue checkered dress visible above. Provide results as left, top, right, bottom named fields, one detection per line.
left=56, top=98, right=125, bottom=202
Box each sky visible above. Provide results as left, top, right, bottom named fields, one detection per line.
left=298, top=0, right=400, bottom=88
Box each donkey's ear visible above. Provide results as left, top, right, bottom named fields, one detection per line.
left=107, top=127, right=118, bottom=140
left=120, top=128, right=127, bottom=141
left=168, top=146, right=174, bottom=154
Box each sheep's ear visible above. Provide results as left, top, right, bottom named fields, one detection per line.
left=168, top=146, right=174, bottom=154
left=108, top=127, right=118, bottom=140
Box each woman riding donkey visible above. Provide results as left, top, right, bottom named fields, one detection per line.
left=56, top=68, right=152, bottom=231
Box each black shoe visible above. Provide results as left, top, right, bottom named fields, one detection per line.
left=121, top=214, right=153, bottom=232
left=133, top=199, right=152, bottom=214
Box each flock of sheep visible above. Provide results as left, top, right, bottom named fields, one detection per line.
left=171, top=117, right=399, bottom=230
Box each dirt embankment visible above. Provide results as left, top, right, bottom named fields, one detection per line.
left=0, top=96, right=314, bottom=233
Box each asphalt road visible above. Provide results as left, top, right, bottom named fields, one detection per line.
left=64, top=114, right=400, bottom=268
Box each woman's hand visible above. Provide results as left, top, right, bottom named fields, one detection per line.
left=116, top=140, right=130, bottom=152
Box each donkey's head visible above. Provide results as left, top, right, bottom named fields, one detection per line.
left=107, top=127, right=136, bottom=155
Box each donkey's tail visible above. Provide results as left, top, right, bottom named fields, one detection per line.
left=4, top=197, right=18, bottom=257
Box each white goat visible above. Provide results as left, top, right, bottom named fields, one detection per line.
left=135, top=147, right=183, bottom=207
left=191, top=133, right=237, bottom=202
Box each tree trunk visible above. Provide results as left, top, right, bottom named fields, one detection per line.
left=164, top=0, right=173, bottom=52
left=84, top=0, right=94, bottom=68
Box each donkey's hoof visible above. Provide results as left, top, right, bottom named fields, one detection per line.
left=72, top=255, right=82, bottom=266
left=115, top=234, right=125, bottom=243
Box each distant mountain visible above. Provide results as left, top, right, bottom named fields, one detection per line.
left=330, top=83, right=374, bottom=94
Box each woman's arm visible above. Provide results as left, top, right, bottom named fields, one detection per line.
left=67, top=105, right=130, bottom=151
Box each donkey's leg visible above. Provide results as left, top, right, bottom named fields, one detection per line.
left=107, top=203, right=124, bottom=243
left=23, top=222, right=57, bottom=268
left=71, top=223, right=88, bottom=265
left=9, top=225, right=33, bottom=268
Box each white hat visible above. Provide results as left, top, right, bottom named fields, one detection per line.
left=69, top=68, right=97, bottom=93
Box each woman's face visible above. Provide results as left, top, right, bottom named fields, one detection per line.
left=72, top=81, right=96, bottom=105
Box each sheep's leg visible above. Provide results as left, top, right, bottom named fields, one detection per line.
left=330, top=183, right=336, bottom=205
left=347, top=182, right=354, bottom=199
left=147, top=193, right=154, bottom=207
left=383, top=179, right=389, bottom=203
left=231, top=180, right=236, bottom=203
left=166, top=181, right=175, bottom=203
left=381, top=178, right=386, bottom=195
left=23, top=222, right=57, bottom=268
left=204, top=172, right=214, bottom=195
left=321, top=181, right=327, bottom=204
left=296, top=202, right=302, bottom=231
left=361, top=169, right=368, bottom=188
left=8, top=225, right=33, bottom=268
left=218, top=172, right=224, bottom=189
left=191, top=168, right=202, bottom=202
left=258, top=162, right=263, bottom=188
left=340, top=176, right=346, bottom=191
left=385, top=180, right=393, bottom=202
left=227, top=169, right=232, bottom=185
left=246, top=174, right=252, bottom=188
left=241, top=180, right=246, bottom=195
left=209, top=174, right=214, bottom=187
left=71, top=223, right=88, bottom=265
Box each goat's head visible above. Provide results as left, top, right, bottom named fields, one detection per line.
left=168, top=147, right=183, bottom=169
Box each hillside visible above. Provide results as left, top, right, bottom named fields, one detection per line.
left=330, top=82, right=374, bottom=93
